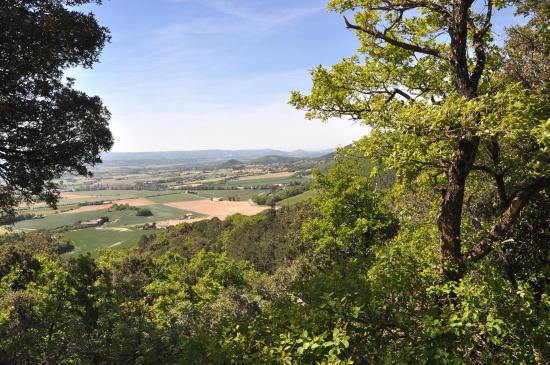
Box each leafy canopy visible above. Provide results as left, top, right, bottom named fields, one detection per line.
left=0, top=0, right=113, bottom=214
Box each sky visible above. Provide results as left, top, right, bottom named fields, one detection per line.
left=70, top=0, right=518, bottom=152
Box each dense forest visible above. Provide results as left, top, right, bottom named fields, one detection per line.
left=1, top=0, right=549, bottom=364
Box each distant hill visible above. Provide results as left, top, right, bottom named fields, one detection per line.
left=218, top=159, right=244, bottom=168
left=316, top=151, right=336, bottom=161
left=102, top=149, right=333, bottom=163
left=250, top=155, right=302, bottom=165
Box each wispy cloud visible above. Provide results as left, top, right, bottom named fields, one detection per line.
left=158, top=0, right=325, bottom=39
left=70, top=0, right=363, bottom=152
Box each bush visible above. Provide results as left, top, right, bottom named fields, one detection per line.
left=136, top=208, right=153, bottom=217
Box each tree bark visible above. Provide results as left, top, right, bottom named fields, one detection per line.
left=467, top=177, right=550, bottom=261
left=438, top=132, right=480, bottom=280
left=437, top=0, right=480, bottom=281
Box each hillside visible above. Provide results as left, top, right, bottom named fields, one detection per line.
left=218, top=159, right=245, bottom=168
left=250, top=155, right=302, bottom=165
left=102, top=149, right=333, bottom=163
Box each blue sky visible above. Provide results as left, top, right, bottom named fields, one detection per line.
left=70, top=0, right=518, bottom=152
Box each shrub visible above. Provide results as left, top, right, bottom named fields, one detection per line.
left=136, top=208, right=153, bottom=217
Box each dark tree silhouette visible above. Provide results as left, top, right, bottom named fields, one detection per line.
left=0, top=0, right=113, bottom=214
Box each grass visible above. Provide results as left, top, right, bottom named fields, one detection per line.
left=107, top=204, right=205, bottom=226
left=277, top=190, right=317, bottom=206
left=147, top=192, right=203, bottom=204
left=193, top=189, right=261, bottom=201
left=64, top=228, right=155, bottom=257
left=14, top=204, right=204, bottom=230
left=222, top=176, right=309, bottom=188
left=15, top=190, right=179, bottom=211
left=15, top=209, right=130, bottom=230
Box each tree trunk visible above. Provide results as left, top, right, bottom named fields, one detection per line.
left=438, top=133, right=479, bottom=280
left=437, top=1, right=479, bottom=281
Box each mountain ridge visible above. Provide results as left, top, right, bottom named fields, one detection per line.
left=101, top=149, right=334, bottom=162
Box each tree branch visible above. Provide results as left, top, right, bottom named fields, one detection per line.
left=470, top=0, right=492, bottom=89
left=466, top=176, right=550, bottom=261
left=343, top=16, right=450, bottom=61
left=364, top=1, right=450, bottom=18
left=385, top=88, right=412, bottom=103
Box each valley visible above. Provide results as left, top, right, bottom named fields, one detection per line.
left=4, top=150, right=329, bottom=255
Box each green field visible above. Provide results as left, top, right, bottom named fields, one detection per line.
left=14, top=204, right=204, bottom=231
left=106, top=204, right=204, bottom=226
left=147, top=192, right=203, bottom=204
left=64, top=228, right=155, bottom=257
left=15, top=209, right=130, bottom=230
left=277, top=190, right=317, bottom=206
left=7, top=187, right=289, bottom=256
left=16, top=190, right=180, bottom=212
left=193, top=189, right=261, bottom=200
left=14, top=202, right=206, bottom=257
left=222, top=175, right=309, bottom=188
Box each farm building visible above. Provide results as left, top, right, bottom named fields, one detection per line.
left=76, top=218, right=106, bottom=229
left=211, top=197, right=224, bottom=202
left=178, top=213, right=194, bottom=220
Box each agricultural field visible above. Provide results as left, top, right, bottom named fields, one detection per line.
left=14, top=203, right=204, bottom=231
left=64, top=228, right=156, bottom=257
left=147, top=192, right=204, bottom=204
left=277, top=190, right=317, bottom=206
left=191, top=189, right=260, bottom=201
left=223, top=175, right=309, bottom=188
left=3, top=153, right=324, bottom=256
left=165, top=200, right=269, bottom=220
left=237, top=172, right=294, bottom=181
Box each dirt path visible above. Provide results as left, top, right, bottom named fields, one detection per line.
left=108, top=241, right=124, bottom=248
left=60, top=192, right=95, bottom=200
left=155, top=217, right=211, bottom=228
left=96, top=227, right=131, bottom=232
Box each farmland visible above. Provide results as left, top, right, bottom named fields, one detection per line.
left=64, top=228, right=156, bottom=257
left=3, top=150, right=326, bottom=255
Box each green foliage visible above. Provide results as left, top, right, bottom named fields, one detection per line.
left=0, top=1, right=548, bottom=364
left=112, top=203, right=135, bottom=211
left=136, top=208, right=153, bottom=217
left=144, top=203, right=316, bottom=273
left=0, top=0, right=113, bottom=214
left=252, top=182, right=311, bottom=206
left=291, top=0, right=549, bottom=284
left=304, top=155, right=397, bottom=256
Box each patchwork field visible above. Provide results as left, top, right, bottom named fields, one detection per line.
left=11, top=188, right=276, bottom=255
left=7, top=161, right=314, bottom=256
left=60, top=198, right=155, bottom=214
left=15, top=203, right=202, bottom=231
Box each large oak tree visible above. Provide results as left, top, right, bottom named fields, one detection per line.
left=291, top=0, right=549, bottom=281
left=0, top=0, right=113, bottom=214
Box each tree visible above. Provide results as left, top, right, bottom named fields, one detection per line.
left=304, top=153, right=397, bottom=257
left=136, top=208, right=153, bottom=217
left=0, top=0, right=113, bottom=215
left=291, top=0, right=549, bottom=281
